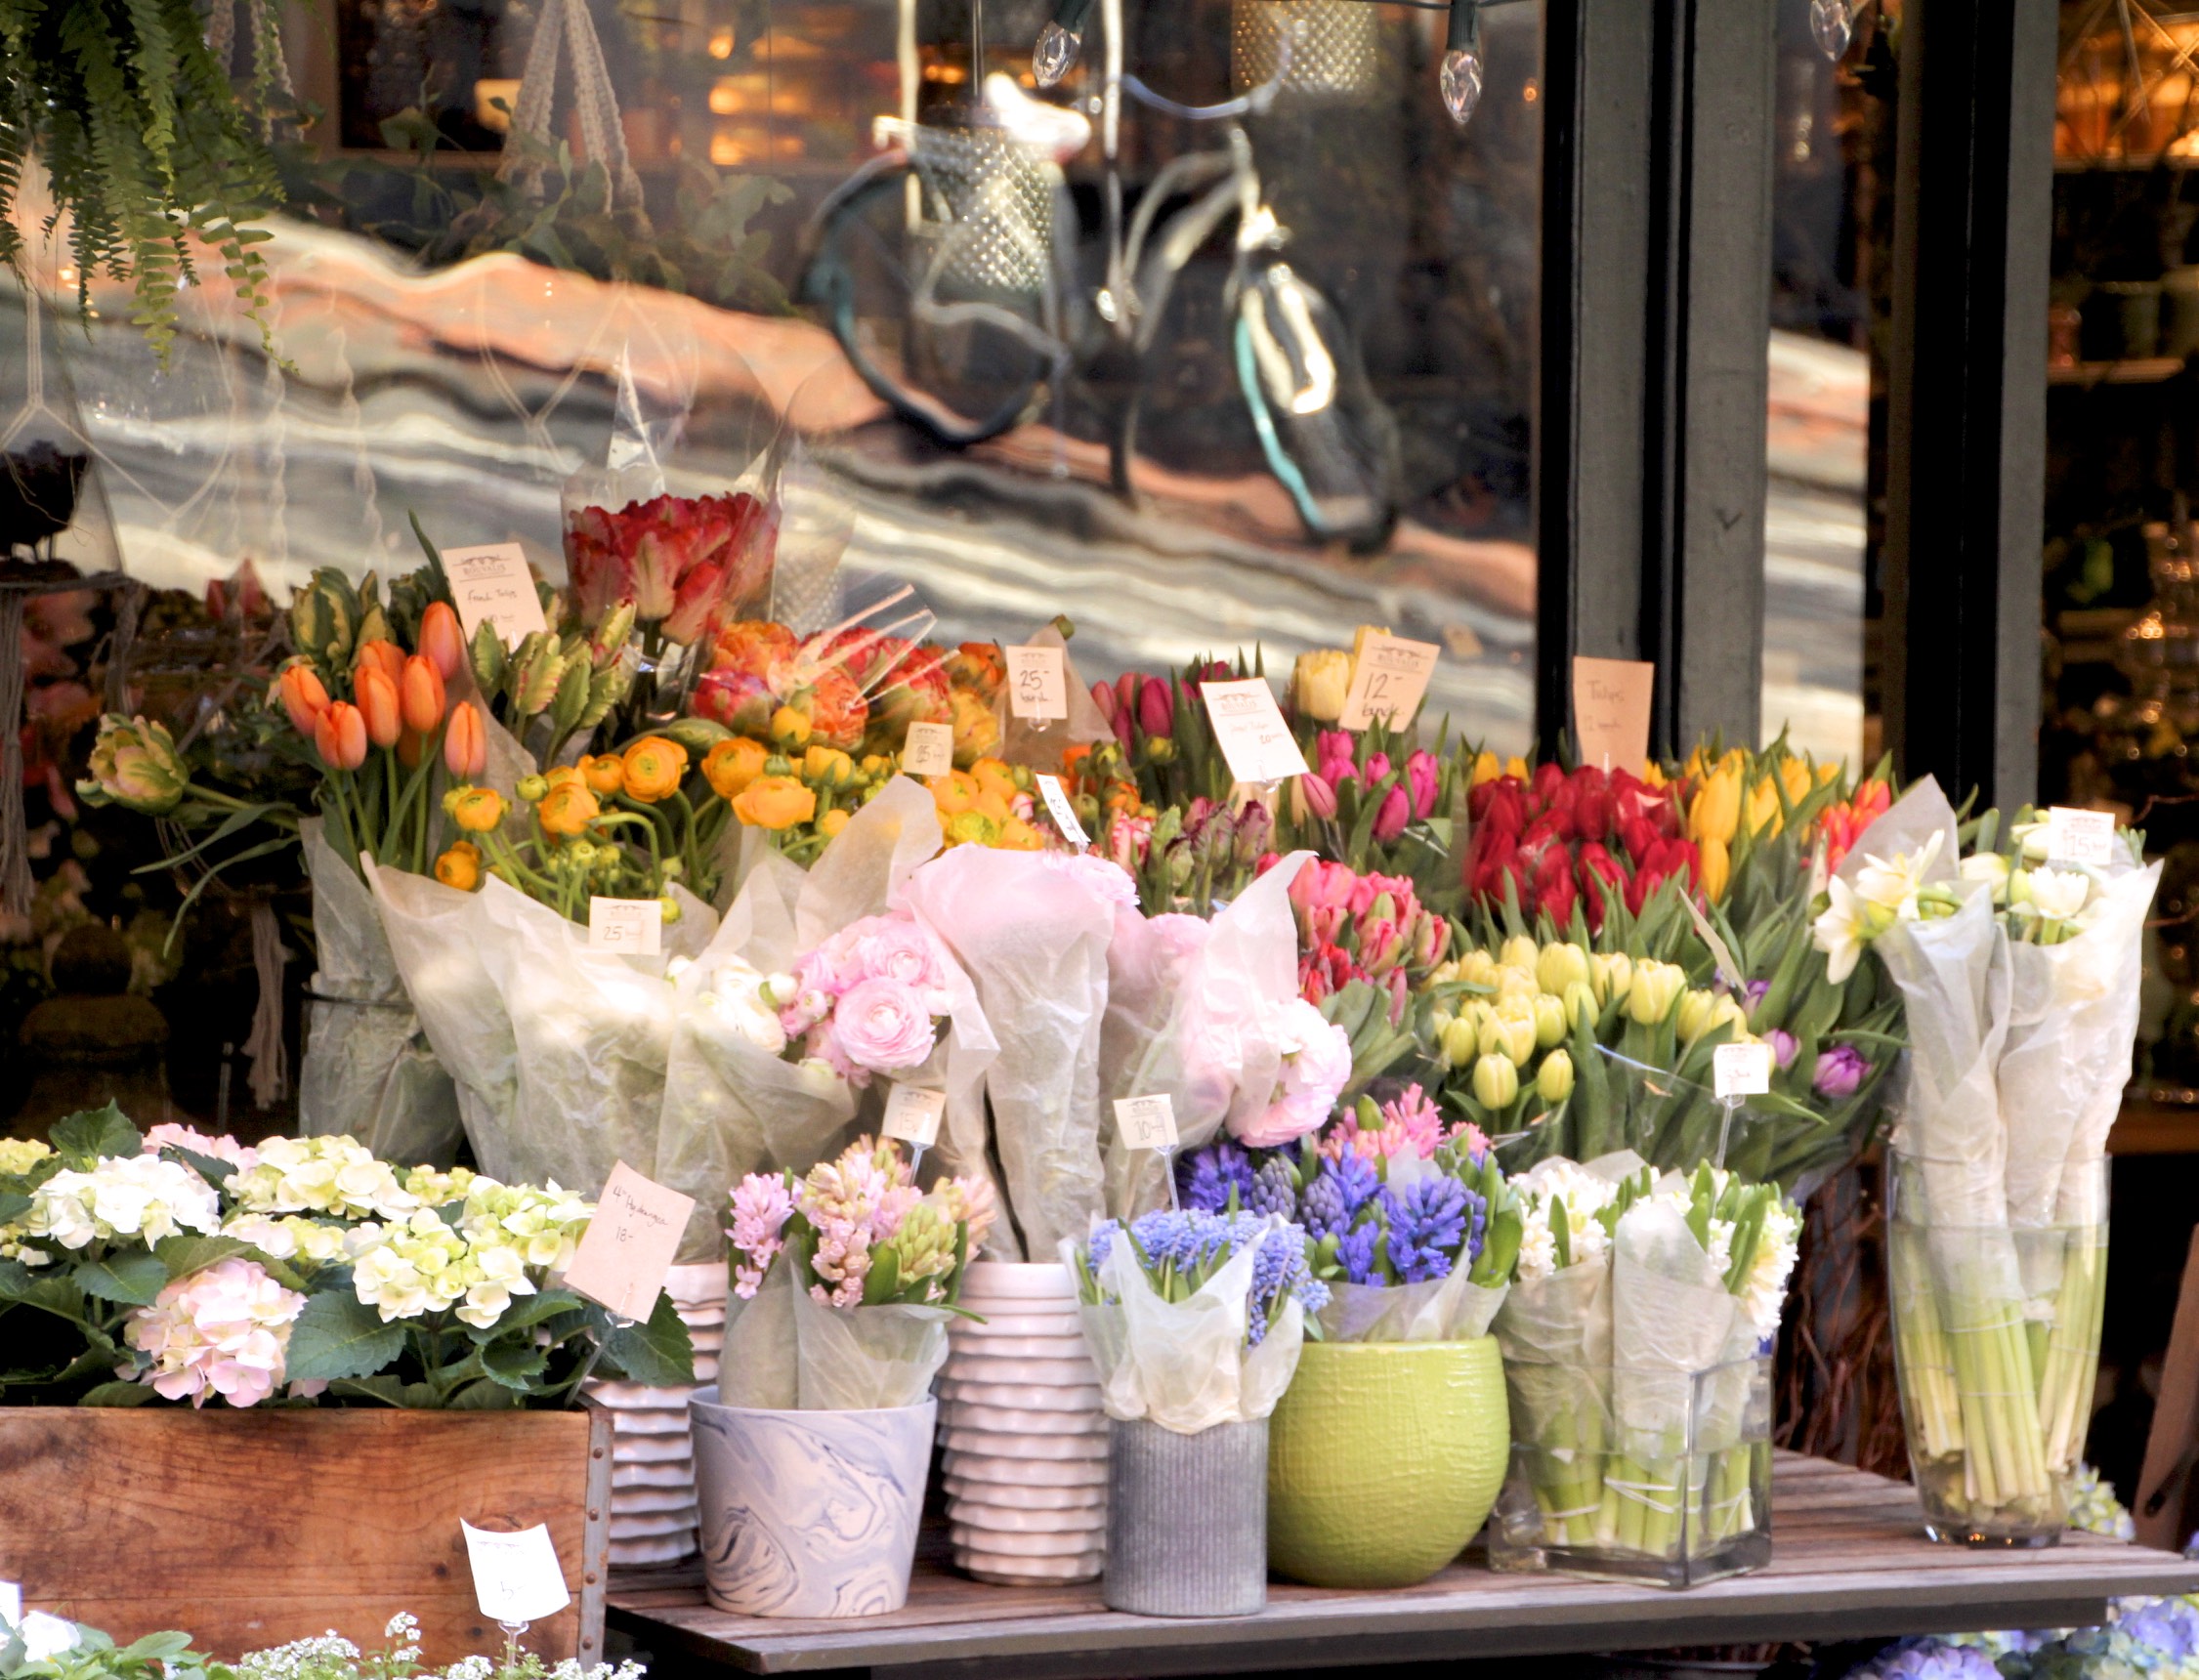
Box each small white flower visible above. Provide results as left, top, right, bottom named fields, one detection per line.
left=2023, top=865, right=2093, bottom=924
left=1812, top=875, right=1869, bottom=984
left=1958, top=851, right=2010, bottom=903
left=1852, top=830, right=1943, bottom=915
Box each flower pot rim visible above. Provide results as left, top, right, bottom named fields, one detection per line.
left=1300, top=1335, right=1499, bottom=1352
left=690, top=1388, right=938, bottom=1422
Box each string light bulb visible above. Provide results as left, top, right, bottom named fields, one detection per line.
left=1440, top=0, right=1483, bottom=125
left=1033, top=0, right=1093, bottom=87
left=1810, top=0, right=1852, bottom=60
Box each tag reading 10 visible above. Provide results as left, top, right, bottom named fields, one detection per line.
left=1113, top=1094, right=1178, bottom=1152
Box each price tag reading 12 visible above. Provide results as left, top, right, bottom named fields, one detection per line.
left=589, top=897, right=662, bottom=957
left=1200, top=678, right=1311, bottom=783
left=1004, top=645, right=1068, bottom=721
left=443, top=542, right=549, bottom=649
left=1339, top=632, right=1440, bottom=732
left=1114, top=1094, right=1178, bottom=1153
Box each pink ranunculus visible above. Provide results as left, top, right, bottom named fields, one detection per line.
left=851, top=915, right=949, bottom=1001
left=828, top=977, right=940, bottom=1074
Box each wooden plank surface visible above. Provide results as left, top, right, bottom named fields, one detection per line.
left=0, top=1405, right=611, bottom=1666
left=607, top=1454, right=2199, bottom=1679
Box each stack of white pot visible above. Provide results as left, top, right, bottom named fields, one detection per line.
left=591, top=1261, right=726, bottom=1567
left=936, top=1261, right=1108, bottom=1584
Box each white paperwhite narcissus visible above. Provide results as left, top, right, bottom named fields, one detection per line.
left=1740, top=1198, right=1802, bottom=1343
left=1511, top=1156, right=1618, bottom=1281
left=1959, top=851, right=2011, bottom=903
left=2018, top=865, right=2093, bottom=925
left=24, top=1155, right=220, bottom=1249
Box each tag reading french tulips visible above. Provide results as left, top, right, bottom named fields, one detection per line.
left=1113, top=1094, right=1178, bottom=1153
left=901, top=720, right=954, bottom=778
left=1200, top=678, right=1311, bottom=784
left=1713, top=1041, right=1773, bottom=1102
left=1339, top=631, right=1440, bottom=732
left=882, top=1083, right=947, bottom=1149
left=444, top=542, right=549, bottom=650
left=2046, top=806, right=2116, bottom=867
left=1004, top=645, right=1069, bottom=721
left=460, top=1522, right=571, bottom=1625
left=1035, top=773, right=1089, bottom=847
left=560, top=1161, right=695, bottom=1323
left=588, top=896, right=662, bottom=957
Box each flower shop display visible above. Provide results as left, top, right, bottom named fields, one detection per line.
left=696, top=1138, right=994, bottom=1617
left=1822, top=782, right=2159, bottom=1543
left=936, top=1260, right=1109, bottom=1585
left=1486, top=1154, right=1800, bottom=1586
left=1069, top=1209, right=1327, bottom=1617
left=1187, top=1104, right=1519, bottom=1588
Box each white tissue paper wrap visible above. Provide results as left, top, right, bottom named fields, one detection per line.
left=716, top=1251, right=953, bottom=1411
left=1608, top=1198, right=1748, bottom=1461
left=1315, top=1157, right=1507, bottom=1341
left=1064, top=1224, right=1305, bottom=1435
left=297, top=819, right=462, bottom=1165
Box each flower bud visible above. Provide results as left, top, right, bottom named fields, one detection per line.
left=1440, top=1016, right=1479, bottom=1070
left=1536, top=941, right=1590, bottom=999
left=1591, top=950, right=1632, bottom=1007
left=1536, top=1048, right=1575, bottom=1104
left=1471, top=1054, right=1519, bottom=1110
left=418, top=602, right=465, bottom=682
left=355, top=663, right=402, bottom=749
left=1626, top=959, right=1687, bottom=1027
left=1532, top=992, right=1568, bottom=1050
left=1290, top=650, right=1352, bottom=723
left=400, top=653, right=446, bottom=735
left=275, top=664, right=329, bottom=736
left=1500, top=934, right=1540, bottom=973
left=1676, top=987, right=1716, bottom=1046
left=1562, top=979, right=1597, bottom=1032
left=314, top=701, right=369, bottom=772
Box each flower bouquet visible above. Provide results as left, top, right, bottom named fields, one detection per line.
left=1068, top=1209, right=1326, bottom=1616
left=693, top=1138, right=994, bottom=1617
left=1821, top=780, right=2159, bottom=1542
left=1488, top=1154, right=1798, bottom=1586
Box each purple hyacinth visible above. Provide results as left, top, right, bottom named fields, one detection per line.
left=1335, top=1224, right=1380, bottom=1284
left=1813, top=1043, right=1870, bottom=1099
left=1299, top=1147, right=1379, bottom=1240
left=1380, top=1176, right=1482, bottom=1284
left=1247, top=1156, right=1299, bottom=1220
left=1247, top=1224, right=1329, bottom=1345
left=1177, top=1142, right=1256, bottom=1213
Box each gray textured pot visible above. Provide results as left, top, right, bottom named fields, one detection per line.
left=1104, top=1416, right=1269, bottom=1617
left=689, top=1388, right=936, bottom=1617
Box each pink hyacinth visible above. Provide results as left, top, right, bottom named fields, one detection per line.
left=727, top=1173, right=797, bottom=1298
left=122, top=1257, right=305, bottom=1408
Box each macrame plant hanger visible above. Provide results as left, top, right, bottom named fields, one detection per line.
left=497, top=0, right=650, bottom=221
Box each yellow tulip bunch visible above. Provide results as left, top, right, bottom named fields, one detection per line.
left=1680, top=744, right=1843, bottom=903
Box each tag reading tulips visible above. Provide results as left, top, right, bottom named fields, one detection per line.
left=882, top=1083, right=947, bottom=1149
left=902, top=720, right=954, bottom=778
left=1200, top=678, right=1311, bottom=784
left=2046, top=806, right=2116, bottom=868
left=588, top=897, right=662, bottom=957
left=1713, top=1042, right=1773, bottom=1102
left=560, top=1162, right=695, bottom=1323
left=1571, top=656, right=1655, bottom=773
left=1113, top=1094, right=1179, bottom=1153
left=1004, top=645, right=1069, bottom=721
left=460, top=1522, right=571, bottom=1625
left=1339, top=632, right=1440, bottom=732
left=1035, top=773, right=1089, bottom=847
left=444, top=543, right=549, bottom=649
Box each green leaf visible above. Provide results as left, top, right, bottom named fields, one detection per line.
left=447, top=1377, right=523, bottom=1410
left=597, top=1291, right=695, bottom=1388
left=80, top=1379, right=158, bottom=1407
left=76, top=1250, right=169, bottom=1306
left=50, top=1102, right=143, bottom=1165
left=481, top=1340, right=549, bottom=1390
left=284, top=1290, right=406, bottom=1384
left=154, top=1235, right=251, bottom=1283
left=159, top=1145, right=239, bottom=1191
left=0, top=1192, right=31, bottom=1224
left=466, top=1285, right=587, bottom=1344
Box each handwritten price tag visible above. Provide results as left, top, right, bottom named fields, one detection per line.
left=561, top=1162, right=695, bottom=1323
left=1005, top=646, right=1069, bottom=721
left=588, top=897, right=663, bottom=957
left=1201, top=678, right=1311, bottom=784
left=1113, top=1094, right=1179, bottom=1153
left=1339, top=632, right=1440, bottom=732
left=1572, top=657, right=1656, bottom=773
left=2046, top=806, right=2116, bottom=867
left=460, top=1522, right=572, bottom=1625
left=444, top=543, right=549, bottom=650
left=882, top=1083, right=947, bottom=1149
left=1713, top=1042, right=1773, bottom=1101
left=1035, top=773, right=1089, bottom=847
left=902, top=720, right=954, bottom=778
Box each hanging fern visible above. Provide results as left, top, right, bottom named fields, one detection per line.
left=0, top=0, right=285, bottom=361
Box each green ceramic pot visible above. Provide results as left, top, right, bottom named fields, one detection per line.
left=1266, top=1337, right=1510, bottom=1589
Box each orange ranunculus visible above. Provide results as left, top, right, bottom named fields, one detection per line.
left=732, top=775, right=817, bottom=830
left=970, top=758, right=1018, bottom=805
left=400, top=654, right=446, bottom=735
left=769, top=704, right=812, bottom=750
left=354, top=639, right=405, bottom=689
left=418, top=602, right=466, bottom=682
left=928, top=769, right=980, bottom=815
left=818, top=807, right=850, bottom=839
left=355, top=664, right=402, bottom=749
left=802, top=745, right=855, bottom=787
left=1061, top=743, right=1094, bottom=783
left=943, top=810, right=998, bottom=847
left=276, top=664, right=329, bottom=736
left=314, top=701, right=367, bottom=772
left=997, top=817, right=1043, bottom=851
left=973, top=789, right=1012, bottom=825
left=536, top=779, right=600, bottom=837
left=579, top=753, right=626, bottom=795
left=703, top=736, right=768, bottom=801
left=446, top=786, right=508, bottom=833
left=444, top=702, right=487, bottom=779
left=434, top=841, right=483, bottom=891
left=621, top=736, right=690, bottom=803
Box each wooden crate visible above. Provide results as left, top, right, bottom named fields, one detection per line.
left=0, top=1404, right=613, bottom=1664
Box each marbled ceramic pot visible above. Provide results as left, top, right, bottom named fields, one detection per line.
left=689, top=1389, right=936, bottom=1617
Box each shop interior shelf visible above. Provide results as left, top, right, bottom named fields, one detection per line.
left=605, top=1452, right=2199, bottom=1679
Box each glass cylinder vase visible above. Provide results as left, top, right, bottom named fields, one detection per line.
left=1887, top=1151, right=2109, bottom=1545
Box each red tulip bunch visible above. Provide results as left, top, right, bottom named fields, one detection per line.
left=566, top=489, right=777, bottom=646
left=1463, top=763, right=1700, bottom=932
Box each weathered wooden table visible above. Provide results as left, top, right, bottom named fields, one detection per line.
left=607, top=1453, right=2199, bottom=1680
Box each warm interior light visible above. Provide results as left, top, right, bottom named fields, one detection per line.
left=474, top=78, right=521, bottom=132
left=708, top=26, right=736, bottom=57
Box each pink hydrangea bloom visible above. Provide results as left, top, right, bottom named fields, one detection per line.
left=142, top=1124, right=259, bottom=1173
left=122, top=1257, right=305, bottom=1407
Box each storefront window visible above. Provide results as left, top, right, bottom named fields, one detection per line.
left=7, top=0, right=1544, bottom=750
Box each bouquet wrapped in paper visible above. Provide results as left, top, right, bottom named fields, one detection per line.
left=718, top=1137, right=995, bottom=1410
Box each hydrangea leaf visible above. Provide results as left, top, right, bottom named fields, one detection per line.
left=75, top=1251, right=169, bottom=1306
left=285, top=1290, right=406, bottom=1383
left=597, top=1291, right=694, bottom=1388
left=49, top=1103, right=143, bottom=1167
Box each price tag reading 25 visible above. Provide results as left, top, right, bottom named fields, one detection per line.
left=1004, top=646, right=1068, bottom=721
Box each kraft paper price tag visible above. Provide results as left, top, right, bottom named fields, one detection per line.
left=1005, top=645, right=1069, bottom=721
left=1339, top=632, right=1440, bottom=731
left=588, top=897, right=662, bottom=957
left=1572, top=657, right=1655, bottom=772
left=882, top=1083, right=947, bottom=1149
left=1201, top=679, right=1311, bottom=783
left=1713, top=1042, right=1773, bottom=1101
left=460, top=1522, right=572, bottom=1625
left=444, top=543, right=548, bottom=649
left=2046, top=806, right=2116, bottom=867
left=1035, top=773, right=1089, bottom=847
left=1113, top=1094, right=1179, bottom=1152
left=561, top=1162, right=695, bottom=1323
left=902, top=720, right=954, bottom=777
